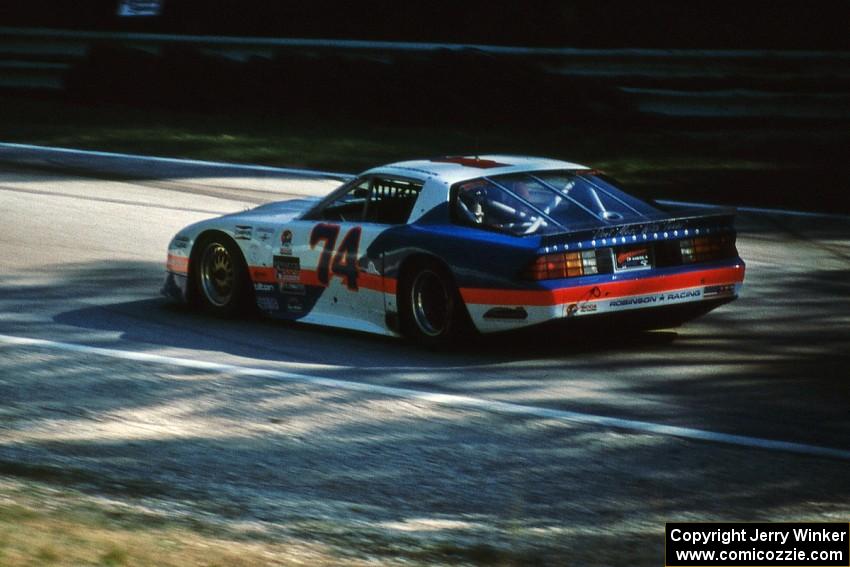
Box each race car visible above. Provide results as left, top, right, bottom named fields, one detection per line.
left=162, top=155, right=745, bottom=343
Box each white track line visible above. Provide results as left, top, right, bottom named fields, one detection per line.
left=3, top=142, right=847, bottom=220
left=1, top=332, right=848, bottom=461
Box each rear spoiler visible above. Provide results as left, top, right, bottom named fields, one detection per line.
left=540, top=208, right=737, bottom=251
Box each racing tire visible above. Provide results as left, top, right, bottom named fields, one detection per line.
left=192, top=233, right=254, bottom=318
left=399, top=259, right=470, bottom=346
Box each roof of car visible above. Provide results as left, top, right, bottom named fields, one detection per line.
left=364, top=155, right=589, bottom=184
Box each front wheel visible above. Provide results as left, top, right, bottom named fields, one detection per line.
left=192, top=234, right=252, bottom=317
left=399, top=260, right=469, bottom=345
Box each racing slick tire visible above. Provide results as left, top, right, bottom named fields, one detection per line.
left=192, top=232, right=254, bottom=318
left=399, top=259, right=470, bottom=346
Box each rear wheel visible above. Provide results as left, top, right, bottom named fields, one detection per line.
left=399, top=259, right=468, bottom=345
left=193, top=233, right=252, bottom=317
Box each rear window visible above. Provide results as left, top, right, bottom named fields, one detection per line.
left=453, top=170, right=662, bottom=236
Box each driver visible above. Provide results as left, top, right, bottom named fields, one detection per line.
left=457, top=182, right=487, bottom=224
left=509, top=178, right=561, bottom=214
left=456, top=179, right=554, bottom=234
left=457, top=182, right=517, bottom=225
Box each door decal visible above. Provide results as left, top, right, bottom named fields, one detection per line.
left=310, top=224, right=362, bottom=290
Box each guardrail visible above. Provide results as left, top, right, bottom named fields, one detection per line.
left=2, top=26, right=849, bottom=118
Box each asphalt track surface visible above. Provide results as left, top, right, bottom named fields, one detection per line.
left=1, top=146, right=848, bottom=564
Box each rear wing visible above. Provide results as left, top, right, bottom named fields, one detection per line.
left=539, top=208, right=737, bottom=252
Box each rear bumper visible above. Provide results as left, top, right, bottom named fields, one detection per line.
left=463, top=261, right=745, bottom=333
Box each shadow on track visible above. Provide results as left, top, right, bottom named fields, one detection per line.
left=53, top=284, right=681, bottom=368
left=2, top=249, right=847, bottom=447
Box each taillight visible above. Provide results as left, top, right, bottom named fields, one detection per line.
left=523, top=250, right=599, bottom=280
left=680, top=235, right=736, bottom=264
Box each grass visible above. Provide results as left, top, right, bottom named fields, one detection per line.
left=0, top=479, right=345, bottom=567
left=1, top=94, right=849, bottom=212
left=0, top=477, right=555, bottom=566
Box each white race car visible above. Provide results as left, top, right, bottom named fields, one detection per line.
left=163, top=155, right=745, bottom=343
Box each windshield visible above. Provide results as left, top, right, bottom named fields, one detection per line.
left=453, top=170, right=662, bottom=236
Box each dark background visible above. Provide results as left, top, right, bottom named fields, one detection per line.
left=2, top=1, right=849, bottom=213
left=3, top=1, right=849, bottom=49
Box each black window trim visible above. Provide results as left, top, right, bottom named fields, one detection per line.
left=301, top=173, right=424, bottom=225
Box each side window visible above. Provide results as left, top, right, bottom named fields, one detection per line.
left=306, top=176, right=423, bottom=224
left=363, top=177, right=423, bottom=224
left=315, top=179, right=371, bottom=222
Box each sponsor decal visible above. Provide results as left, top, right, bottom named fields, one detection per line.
left=578, top=303, right=597, bottom=313
left=280, top=229, right=293, bottom=254
left=234, top=225, right=253, bottom=240
left=256, top=227, right=275, bottom=242
left=286, top=297, right=304, bottom=313
left=666, top=289, right=701, bottom=301
left=704, top=283, right=735, bottom=298
left=254, top=283, right=274, bottom=292
left=610, top=295, right=662, bottom=308
left=591, top=220, right=686, bottom=240
left=281, top=282, right=306, bottom=295
left=615, top=245, right=651, bottom=271
left=608, top=289, right=703, bottom=309
left=256, top=297, right=279, bottom=311
left=171, top=235, right=190, bottom=249
left=274, top=255, right=301, bottom=283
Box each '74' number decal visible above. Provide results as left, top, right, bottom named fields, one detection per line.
left=309, top=224, right=361, bottom=290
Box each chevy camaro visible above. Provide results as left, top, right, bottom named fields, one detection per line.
left=162, top=156, right=745, bottom=344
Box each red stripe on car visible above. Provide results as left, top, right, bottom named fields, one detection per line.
left=460, top=265, right=745, bottom=306
left=166, top=254, right=189, bottom=274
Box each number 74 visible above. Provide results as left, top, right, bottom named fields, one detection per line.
left=309, top=224, right=362, bottom=290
